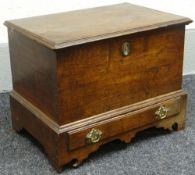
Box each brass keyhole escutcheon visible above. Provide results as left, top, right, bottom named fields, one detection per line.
left=122, top=42, right=130, bottom=56
left=86, top=128, right=102, bottom=143
left=155, top=106, right=169, bottom=120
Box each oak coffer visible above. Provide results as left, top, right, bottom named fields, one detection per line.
left=5, top=3, right=192, bottom=172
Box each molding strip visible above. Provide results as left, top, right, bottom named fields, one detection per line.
left=10, top=90, right=186, bottom=134
left=10, top=91, right=60, bottom=133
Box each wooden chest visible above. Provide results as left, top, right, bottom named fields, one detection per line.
left=5, top=3, right=192, bottom=171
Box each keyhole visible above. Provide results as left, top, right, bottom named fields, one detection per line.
left=122, top=42, right=130, bottom=56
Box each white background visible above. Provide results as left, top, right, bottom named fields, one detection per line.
left=0, top=0, right=194, bottom=92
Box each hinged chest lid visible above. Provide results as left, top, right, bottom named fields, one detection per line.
left=4, top=3, right=192, bottom=49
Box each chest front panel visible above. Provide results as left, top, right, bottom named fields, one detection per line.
left=57, top=26, right=185, bottom=124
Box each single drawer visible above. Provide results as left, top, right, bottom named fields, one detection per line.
left=67, top=97, right=181, bottom=150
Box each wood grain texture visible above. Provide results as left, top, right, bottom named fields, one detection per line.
left=6, top=3, right=191, bottom=172
left=10, top=91, right=187, bottom=172
left=8, top=29, right=59, bottom=122
left=4, top=3, right=192, bottom=49
left=67, top=97, right=181, bottom=150
left=10, top=96, right=61, bottom=170
left=10, top=89, right=185, bottom=134
left=8, top=25, right=186, bottom=125
left=57, top=26, right=185, bottom=124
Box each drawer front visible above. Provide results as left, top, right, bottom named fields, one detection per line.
left=57, top=25, right=185, bottom=124
left=67, top=97, right=181, bottom=150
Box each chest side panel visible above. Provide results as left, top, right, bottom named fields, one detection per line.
left=8, top=30, right=59, bottom=122
left=57, top=25, right=185, bottom=124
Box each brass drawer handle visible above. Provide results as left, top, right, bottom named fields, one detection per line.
left=122, top=42, right=130, bottom=56
left=155, top=106, right=169, bottom=119
left=86, top=128, right=102, bottom=143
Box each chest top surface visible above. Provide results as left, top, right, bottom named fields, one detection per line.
left=4, top=3, right=192, bottom=49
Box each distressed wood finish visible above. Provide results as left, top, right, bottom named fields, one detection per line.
left=5, top=3, right=192, bottom=172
